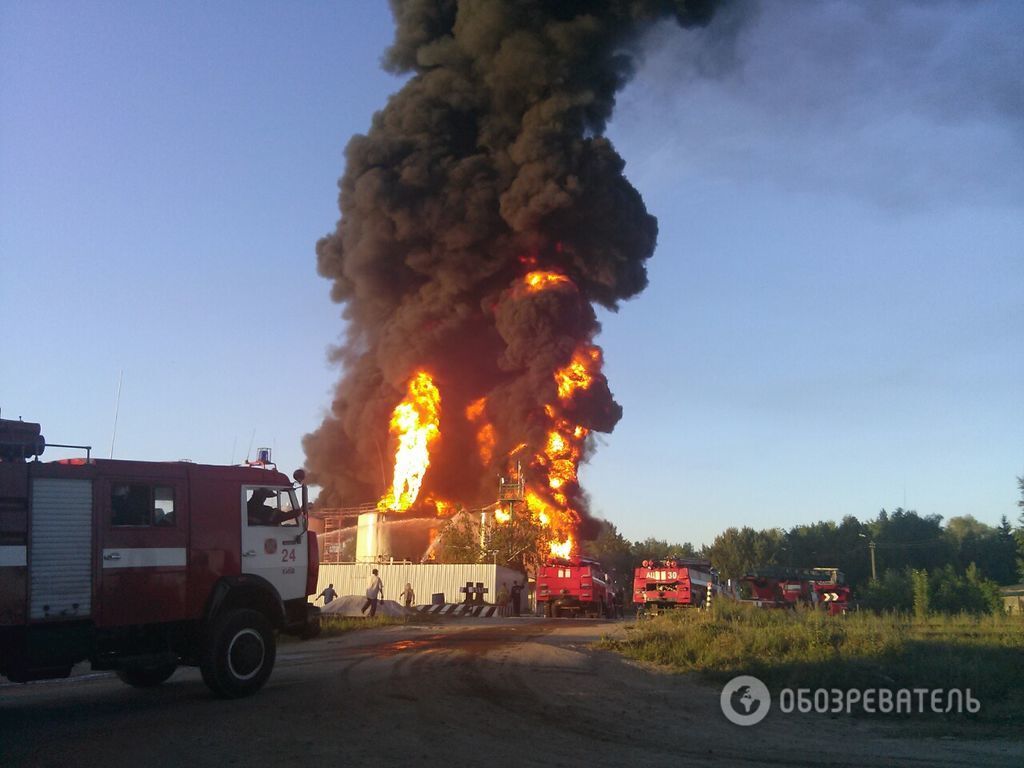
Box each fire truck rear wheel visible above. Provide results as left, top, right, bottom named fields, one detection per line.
left=116, top=662, right=177, bottom=688
left=201, top=608, right=276, bottom=698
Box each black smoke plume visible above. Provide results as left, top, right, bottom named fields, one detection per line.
left=305, top=0, right=722, bottom=516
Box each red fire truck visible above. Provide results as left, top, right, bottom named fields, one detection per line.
left=633, top=558, right=715, bottom=617
left=536, top=558, right=612, bottom=618
left=0, top=418, right=320, bottom=697
left=737, top=567, right=851, bottom=615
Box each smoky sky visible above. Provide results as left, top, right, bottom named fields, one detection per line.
left=304, top=1, right=727, bottom=511
left=620, top=0, right=1024, bottom=209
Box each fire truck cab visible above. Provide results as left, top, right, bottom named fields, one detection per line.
left=0, top=419, right=320, bottom=697
left=536, top=558, right=612, bottom=618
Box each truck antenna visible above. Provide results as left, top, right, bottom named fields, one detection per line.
left=109, top=370, right=123, bottom=459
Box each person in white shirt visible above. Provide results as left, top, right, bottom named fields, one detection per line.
left=399, top=582, right=415, bottom=608
left=361, top=568, right=384, bottom=617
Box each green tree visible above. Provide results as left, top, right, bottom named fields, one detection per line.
left=434, top=513, right=484, bottom=565
left=858, top=569, right=913, bottom=612
left=486, top=512, right=548, bottom=574
left=704, top=526, right=784, bottom=581
left=434, top=510, right=546, bottom=574
left=992, top=515, right=1020, bottom=585
left=629, top=537, right=697, bottom=563
left=930, top=563, right=1002, bottom=615
left=783, top=516, right=871, bottom=587
left=859, top=565, right=1001, bottom=615
left=1017, top=476, right=1024, bottom=581
left=944, top=514, right=1016, bottom=584
left=911, top=569, right=930, bottom=619
left=581, top=520, right=634, bottom=587
left=870, top=508, right=952, bottom=575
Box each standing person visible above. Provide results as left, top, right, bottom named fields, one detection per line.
left=399, top=582, right=415, bottom=608
left=361, top=568, right=384, bottom=617
left=316, top=583, right=338, bottom=605
left=496, top=582, right=509, bottom=617
left=510, top=580, right=523, bottom=617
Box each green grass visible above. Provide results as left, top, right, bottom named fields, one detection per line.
left=600, top=602, right=1024, bottom=724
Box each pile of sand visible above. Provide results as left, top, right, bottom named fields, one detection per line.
left=320, top=594, right=417, bottom=618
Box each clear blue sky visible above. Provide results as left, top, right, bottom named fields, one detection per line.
left=3, top=1, right=1021, bottom=547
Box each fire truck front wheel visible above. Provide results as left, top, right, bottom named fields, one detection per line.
left=116, top=662, right=177, bottom=688
left=200, top=608, right=276, bottom=698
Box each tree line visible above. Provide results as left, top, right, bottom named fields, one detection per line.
left=437, top=478, right=1024, bottom=614
left=583, top=478, right=1024, bottom=614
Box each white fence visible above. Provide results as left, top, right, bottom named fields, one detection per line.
left=316, top=562, right=526, bottom=608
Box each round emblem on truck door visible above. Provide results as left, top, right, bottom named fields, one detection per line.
left=264, top=539, right=277, bottom=555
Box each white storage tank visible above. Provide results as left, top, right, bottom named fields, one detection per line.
left=355, top=512, right=390, bottom=562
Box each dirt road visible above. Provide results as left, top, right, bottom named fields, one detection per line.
left=1, top=618, right=1020, bottom=767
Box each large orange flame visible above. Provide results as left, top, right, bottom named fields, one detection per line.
left=481, top=277, right=607, bottom=562
left=555, top=344, right=601, bottom=401
left=465, top=397, right=496, bottom=466
left=449, top=273, right=607, bottom=563
left=377, top=371, right=441, bottom=511
left=521, top=344, right=603, bottom=560
left=549, top=536, right=574, bottom=560
left=423, top=494, right=455, bottom=517
left=523, top=270, right=571, bottom=293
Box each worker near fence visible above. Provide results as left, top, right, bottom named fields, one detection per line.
left=399, top=582, right=415, bottom=608
left=361, top=568, right=384, bottom=617
left=496, top=582, right=509, bottom=617
left=510, top=580, right=523, bottom=617
left=316, top=583, right=338, bottom=605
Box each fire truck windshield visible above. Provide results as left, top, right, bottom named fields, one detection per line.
left=737, top=581, right=756, bottom=601
left=245, top=487, right=301, bottom=527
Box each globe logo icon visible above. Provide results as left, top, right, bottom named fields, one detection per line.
left=721, top=675, right=771, bottom=726
left=732, top=686, right=761, bottom=715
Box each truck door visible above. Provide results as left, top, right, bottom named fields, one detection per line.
left=240, top=486, right=306, bottom=601
left=97, top=474, right=189, bottom=627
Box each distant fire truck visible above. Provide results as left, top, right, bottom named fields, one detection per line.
left=536, top=558, right=612, bottom=618
left=633, top=558, right=716, bottom=617
left=0, top=418, right=320, bottom=697
left=737, top=567, right=851, bottom=615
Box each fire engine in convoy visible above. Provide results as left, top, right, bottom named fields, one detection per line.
left=633, top=558, right=716, bottom=617
left=536, top=558, right=612, bottom=618
left=0, top=418, right=320, bottom=697
left=737, top=567, right=851, bottom=615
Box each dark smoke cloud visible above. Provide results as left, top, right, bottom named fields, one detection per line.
left=305, top=0, right=723, bottom=510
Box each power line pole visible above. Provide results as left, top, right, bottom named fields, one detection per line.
left=859, top=532, right=878, bottom=581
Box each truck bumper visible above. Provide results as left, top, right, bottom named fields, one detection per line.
left=283, top=602, right=321, bottom=639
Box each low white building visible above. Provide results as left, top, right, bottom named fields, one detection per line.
left=317, top=561, right=526, bottom=609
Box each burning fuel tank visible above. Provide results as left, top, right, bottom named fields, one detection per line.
left=355, top=512, right=391, bottom=561
left=317, top=510, right=441, bottom=564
